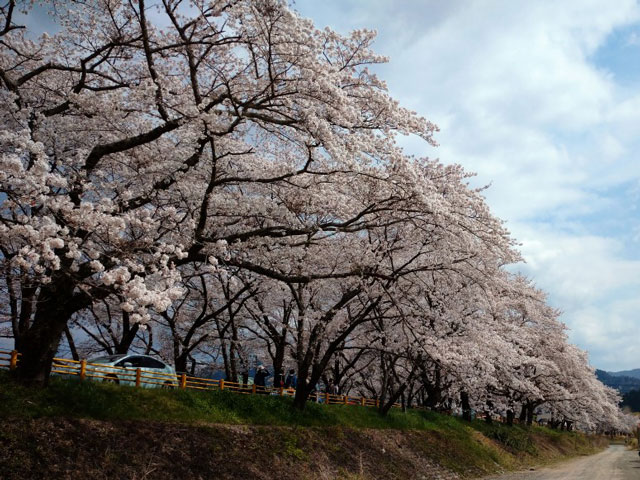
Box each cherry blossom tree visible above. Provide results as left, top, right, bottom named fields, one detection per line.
left=0, top=0, right=630, bottom=433
left=68, top=296, right=152, bottom=357
left=150, top=267, right=253, bottom=374
left=0, top=0, right=435, bottom=384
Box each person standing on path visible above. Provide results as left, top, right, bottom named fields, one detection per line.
left=284, top=369, right=297, bottom=389
left=253, top=365, right=270, bottom=394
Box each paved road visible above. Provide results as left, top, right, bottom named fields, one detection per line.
left=484, top=445, right=640, bottom=480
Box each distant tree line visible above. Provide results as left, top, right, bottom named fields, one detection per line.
left=622, top=390, right=640, bottom=412
left=596, top=370, right=640, bottom=395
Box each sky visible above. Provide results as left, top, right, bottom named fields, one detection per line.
left=12, top=1, right=640, bottom=371
left=293, top=0, right=640, bottom=371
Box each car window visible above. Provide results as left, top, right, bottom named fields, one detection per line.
left=116, top=356, right=144, bottom=368
left=139, top=357, right=166, bottom=369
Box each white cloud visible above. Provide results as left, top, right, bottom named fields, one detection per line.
left=567, top=301, right=640, bottom=370
left=625, top=31, right=640, bottom=46
left=516, top=225, right=640, bottom=304
left=512, top=223, right=640, bottom=370
left=298, top=0, right=640, bottom=369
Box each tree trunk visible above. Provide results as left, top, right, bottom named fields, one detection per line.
left=406, top=384, right=416, bottom=409
left=378, top=354, right=390, bottom=412
left=220, top=339, right=231, bottom=379
left=292, top=362, right=313, bottom=410
left=229, top=322, right=240, bottom=382
left=483, top=399, right=494, bottom=424
left=419, top=388, right=427, bottom=408
left=13, top=284, right=37, bottom=353
left=144, top=325, right=153, bottom=354
left=506, top=409, right=515, bottom=426
left=114, top=311, right=139, bottom=354
left=15, top=279, right=80, bottom=385
left=526, top=404, right=535, bottom=426
left=271, top=339, right=285, bottom=386
left=175, top=352, right=189, bottom=374
left=461, top=391, right=472, bottom=421
left=64, top=325, right=79, bottom=361
left=423, top=368, right=442, bottom=408
left=519, top=404, right=527, bottom=423
left=379, top=383, right=407, bottom=416
left=292, top=358, right=328, bottom=410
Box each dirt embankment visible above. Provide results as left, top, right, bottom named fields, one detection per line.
left=0, top=418, right=606, bottom=480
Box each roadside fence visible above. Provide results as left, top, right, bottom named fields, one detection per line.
left=1, top=350, right=525, bottom=421
left=0, top=349, right=396, bottom=409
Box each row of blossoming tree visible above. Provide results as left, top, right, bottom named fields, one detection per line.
left=0, top=0, right=633, bottom=432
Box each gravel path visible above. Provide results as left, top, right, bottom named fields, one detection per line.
left=483, top=445, right=640, bottom=480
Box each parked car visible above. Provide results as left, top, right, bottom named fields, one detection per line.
left=85, top=354, right=178, bottom=388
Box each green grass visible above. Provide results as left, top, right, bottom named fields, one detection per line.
left=0, top=371, right=602, bottom=452
left=0, top=371, right=607, bottom=478
left=0, top=371, right=464, bottom=430
left=472, top=419, right=538, bottom=453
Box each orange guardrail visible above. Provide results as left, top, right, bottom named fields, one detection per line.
left=0, top=350, right=11, bottom=369
left=1, top=350, right=402, bottom=411
left=0, top=349, right=19, bottom=370
left=0, top=349, right=533, bottom=425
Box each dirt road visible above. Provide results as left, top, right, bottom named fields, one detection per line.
left=484, top=445, right=639, bottom=480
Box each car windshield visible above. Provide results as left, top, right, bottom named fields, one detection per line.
left=87, top=355, right=127, bottom=364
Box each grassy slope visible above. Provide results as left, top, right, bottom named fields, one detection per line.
left=0, top=374, right=606, bottom=479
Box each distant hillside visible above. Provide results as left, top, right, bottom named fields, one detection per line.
left=608, top=369, right=640, bottom=380
left=595, top=369, right=640, bottom=394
